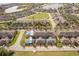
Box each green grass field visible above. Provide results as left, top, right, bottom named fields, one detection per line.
left=26, top=12, right=49, bottom=20
left=14, top=51, right=79, bottom=56
left=17, top=4, right=32, bottom=9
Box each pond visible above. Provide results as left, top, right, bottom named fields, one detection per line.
left=5, top=6, right=24, bottom=13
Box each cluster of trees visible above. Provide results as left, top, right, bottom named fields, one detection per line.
left=62, top=14, right=79, bottom=28
left=0, top=46, right=14, bottom=56
left=58, top=6, right=79, bottom=29
left=0, top=20, right=52, bottom=30
left=34, top=8, right=57, bottom=13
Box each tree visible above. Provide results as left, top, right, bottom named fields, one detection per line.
left=0, top=46, right=14, bottom=56
left=11, top=16, right=16, bottom=21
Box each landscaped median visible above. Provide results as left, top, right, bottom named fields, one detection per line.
left=56, top=35, right=62, bottom=48
left=20, top=32, right=26, bottom=47
left=8, top=31, right=20, bottom=47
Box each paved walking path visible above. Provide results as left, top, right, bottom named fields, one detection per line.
left=48, top=13, right=56, bottom=30
left=10, top=45, right=79, bottom=51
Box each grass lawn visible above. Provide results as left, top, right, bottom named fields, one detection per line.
left=17, top=4, right=32, bottom=9
left=20, top=32, right=26, bottom=47
left=14, top=51, right=79, bottom=56
left=8, top=31, right=20, bottom=47
left=26, top=12, right=49, bottom=20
